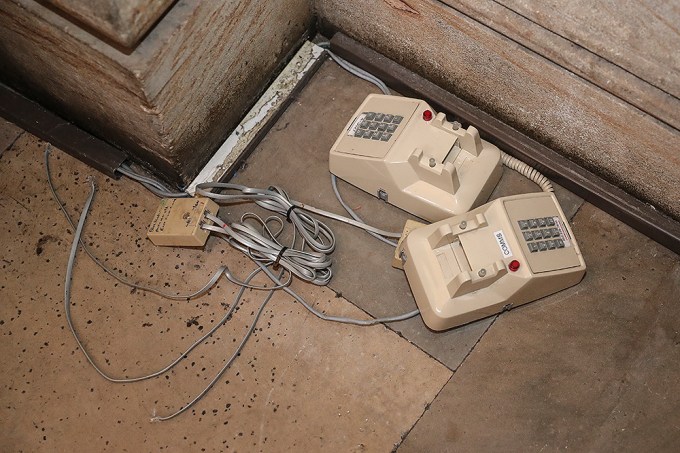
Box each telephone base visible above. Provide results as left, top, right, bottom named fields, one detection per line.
left=399, top=192, right=586, bottom=330
left=329, top=94, right=502, bottom=222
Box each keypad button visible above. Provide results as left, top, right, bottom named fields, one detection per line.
left=365, top=112, right=376, bottom=120
left=386, top=124, right=397, bottom=133
left=380, top=132, right=391, bottom=141
left=523, top=231, right=533, bottom=241
left=354, top=130, right=365, bottom=138
left=538, top=218, right=547, bottom=227
left=360, top=121, right=369, bottom=129
left=518, top=220, right=530, bottom=230
left=546, top=240, right=556, bottom=250
left=392, top=116, right=403, bottom=124
left=528, top=243, right=539, bottom=253
left=375, top=113, right=385, bottom=121
left=368, top=122, right=378, bottom=130
left=551, top=228, right=561, bottom=238
left=556, top=239, right=565, bottom=248
left=371, top=131, right=382, bottom=140
left=377, top=123, right=387, bottom=131
left=384, top=114, right=394, bottom=122
left=533, top=230, right=543, bottom=240
left=537, top=241, right=548, bottom=251
left=528, top=219, right=538, bottom=229
left=546, top=217, right=556, bottom=226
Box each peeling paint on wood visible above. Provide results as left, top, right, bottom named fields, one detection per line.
left=187, top=42, right=325, bottom=194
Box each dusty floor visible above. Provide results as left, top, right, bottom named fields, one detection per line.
left=1, top=61, right=679, bottom=452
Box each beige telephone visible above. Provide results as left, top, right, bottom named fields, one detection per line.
left=329, top=94, right=502, bottom=222
left=330, top=95, right=586, bottom=330
left=398, top=192, right=586, bottom=330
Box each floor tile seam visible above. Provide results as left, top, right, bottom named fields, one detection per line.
left=452, top=314, right=499, bottom=373
left=568, top=199, right=588, bottom=221
left=391, top=372, right=455, bottom=453
left=326, top=283, right=453, bottom=371
left=388, top=315, right=501, bottom=449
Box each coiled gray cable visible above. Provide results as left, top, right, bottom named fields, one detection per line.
left=48, top=146, right=419, bottom=421
left=46, top=147, right=252, bottom=300
left=51, top=153, right=276, bottom=385
left=204, top=212, right=333, bottom=286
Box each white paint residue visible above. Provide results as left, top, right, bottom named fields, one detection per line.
left=241, top=93, right=280, bottom=133
left=187, top=42, right=324, bottom=194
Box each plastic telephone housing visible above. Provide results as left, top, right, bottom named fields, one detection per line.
left=329, top=94, right=502, bottom=222
left=399, top=192, right=586, bottom=330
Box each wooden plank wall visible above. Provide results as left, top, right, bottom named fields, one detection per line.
left=316, top=0, right=680, bottom=221
left=441, top=0, right=680, bottom=131
left=0, top=0, right=313, bottom=184
left=42, top=0, right=175, bottom=48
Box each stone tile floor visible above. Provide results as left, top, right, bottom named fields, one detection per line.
left=1, top=62, right=679, bottom=451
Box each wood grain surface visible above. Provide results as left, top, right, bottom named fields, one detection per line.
left=440, top=0, right=680, bottom=130
left=0, top=0, right=313, bottom=184
left=42, top=0, right=175, bottom=48
left=493, top=0, right=679, bottom=98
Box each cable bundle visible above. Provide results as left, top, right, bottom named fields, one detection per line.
left=203, top=212, right=333, bottom=286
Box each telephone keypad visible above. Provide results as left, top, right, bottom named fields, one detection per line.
left=353, top=111, right=399, bottom=142
left=519, top=217, right=567, bottom=253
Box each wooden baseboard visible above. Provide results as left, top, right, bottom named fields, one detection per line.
left=0, top=83, right=126, bottom=178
